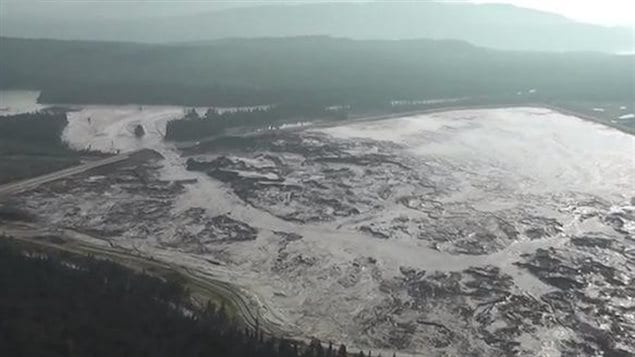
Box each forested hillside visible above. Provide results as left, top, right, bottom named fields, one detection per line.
left=1, top=37, right=632, bottom=108
left=0, top=240, right=362, bottom=357
left=0, top=112, right=84, bottom=183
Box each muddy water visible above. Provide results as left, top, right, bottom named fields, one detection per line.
left=61, top=105, right=634, bottom=277
left=62, top=105, right=500, bottom=266
left=0, top=90, right=46, bottom=115
left=322, top=107, right=634, bottom=199
left=59, top=106, right=634, bottom=355
left=62, top=105, right=193, bottom=152
left=321, top=106, right=635, bottom=290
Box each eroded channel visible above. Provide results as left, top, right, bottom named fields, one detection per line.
left=5, top=106, right=634, bottom=356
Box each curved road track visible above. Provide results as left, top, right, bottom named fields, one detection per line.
left=0, top=152, right=134, bottom=197
left=0, top=224, right=289, bottom=336
left=0, top=150, right=288, bottom=336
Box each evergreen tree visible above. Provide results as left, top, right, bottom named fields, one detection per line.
left=337, top=344, right=347, bottom=357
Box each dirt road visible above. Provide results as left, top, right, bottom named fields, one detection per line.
left=0, top=152, right=134, bottom=198
left=0, top=223, right=289, bottom=336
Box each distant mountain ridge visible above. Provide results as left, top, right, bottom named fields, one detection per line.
left=1, top=36, right=632, bottom=107
left=1, top=2, right=632, bottom=52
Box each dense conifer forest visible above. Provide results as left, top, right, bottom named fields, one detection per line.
left=165, top=105, right=348, bottom=141
left=1, top=37, right=632, bottom=108
left=0, top=240, right=381, bottom=357
left=0, top=112, right=85, bottom=183
left=0, top=111, right=70, bottom=154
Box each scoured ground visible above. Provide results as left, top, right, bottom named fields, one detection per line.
left=8, top=107, right=635, bottom=355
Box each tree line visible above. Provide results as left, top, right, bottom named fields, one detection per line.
left=0, top=239, right=391, bottom=357
left=165, top=104, right=348, bottom=141
left=0, top=111, right=71, bottom=155
left=0, top=111, right=87, bottom=184
left=2, top=37, right=632, bottom=108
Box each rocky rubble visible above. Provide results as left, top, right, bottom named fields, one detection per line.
left=9, top=108, right=635, bottom=356
left=516, top=244, right=634, bottom=356
left=184, top=131, right=592, bottom=258
left=14, top=153, right=259, bottom=255
left=354, top=265, right=563, bottom=355
left=186, top=132, right=426, bottom=223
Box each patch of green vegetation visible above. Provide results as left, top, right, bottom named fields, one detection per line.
left=0, top=111, right=85, bottom=184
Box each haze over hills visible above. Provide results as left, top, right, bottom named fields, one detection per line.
left=2, top=1, right=635, bottom=356
left=1, top=1, right=633, bottom=52
left=1, top=36, right=632, bottom=108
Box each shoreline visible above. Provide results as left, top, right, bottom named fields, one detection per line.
left=177, top=102, right=633, bottom=152
left=538, top=103, right=634, bottom=135
left=310, top=102, right=635, bottom=136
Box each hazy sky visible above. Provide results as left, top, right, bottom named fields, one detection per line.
left=472, top=0, right=635, bottom=25
left=3, top=0, right=634, bottom=26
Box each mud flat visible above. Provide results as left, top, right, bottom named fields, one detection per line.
left=5, top=107, right=634, bottom=356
